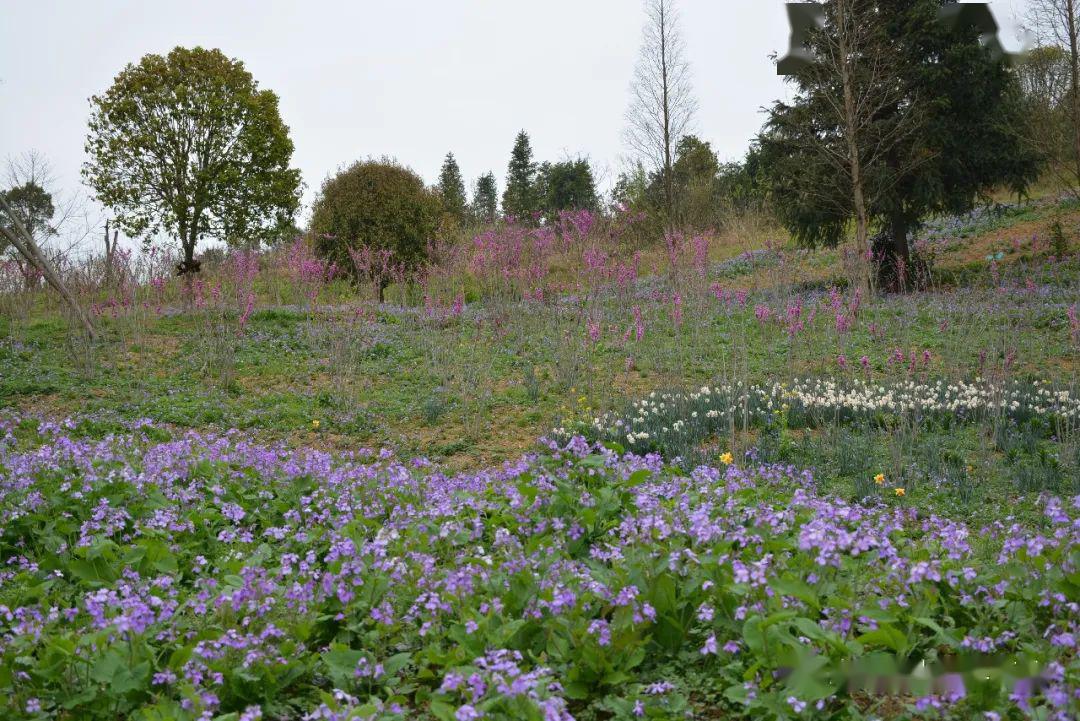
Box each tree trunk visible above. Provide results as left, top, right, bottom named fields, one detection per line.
left=103, top=220, right=117, bottom=287
left=1069, top=0, right=1080, bottom=188
left=659, top=1, right=674, bottom=226
left=836, top=0, right=872, bottom=292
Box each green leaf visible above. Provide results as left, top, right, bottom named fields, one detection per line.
left=771, top=576, right=819, bottom=609
left=581, top=454, right=607, bottom=469
left=856, top=624, right=908, bottom=655
left=562, top=681, right=591, bottom=700
left=429, top=700, right=457, bottom=721
left=322, top=644, right=364, bottom=686
left=68, top=557, right=117, bottom=586
left=742, top=616, right=765, bottom=655
left=762, top=609, right=797, bottom=628
left=383, top=651, right=412, bottom=677
left=650, top=573, right=677, bottom=615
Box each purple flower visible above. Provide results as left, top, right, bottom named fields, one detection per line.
left=455, top=704, right=482, bottom=721
left=588, top=619, right=611, bottom=646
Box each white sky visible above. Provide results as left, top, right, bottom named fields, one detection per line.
left=0, top=0, right=1031, bottom=232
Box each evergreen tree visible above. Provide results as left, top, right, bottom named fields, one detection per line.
left=437, top=152, right=467, bottom=222
left=502, top=130, right=538, bottom=222
left=669, top=135, right=720, bottom=229
left=533, top=161, right=552, bottom=218
left=1, top=181, right=55, bottom=246
left=311, top=159, right=440, bottom=302
left=472, top=172, right=498, bottom=224
left=758, top=0, right=1039, bottom=290
left=540, top=158, right=599, bottom=220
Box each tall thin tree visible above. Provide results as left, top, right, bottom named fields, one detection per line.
left=624, top=0, right=696, bottom=225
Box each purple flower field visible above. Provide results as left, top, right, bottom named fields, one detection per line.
left=1, top=416, right=1077, bottom=720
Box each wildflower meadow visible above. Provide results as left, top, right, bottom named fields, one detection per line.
left=4, top=2, right=1080, bottom=719
left=2, top=195, right=1079, bottom=720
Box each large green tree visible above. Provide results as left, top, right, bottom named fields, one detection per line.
left=502, top=130, right=539, bottom=222
left=539, top=158, right=599, bottom=220
left=311, top=159, right=440, bottom=301
left=669, top=135, right=721, bottom=229
left=83, top=46, right=302, bottom=276
left=437, top=152, right=467, bottom=223
left=758, top=0, right=1039, bottom=290
left=471, top=172, right=498, bottom=224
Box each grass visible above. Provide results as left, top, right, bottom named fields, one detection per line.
left=2, top=199, right=1078, bottom=473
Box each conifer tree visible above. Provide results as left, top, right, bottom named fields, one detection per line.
left=437, top=152, right=468, bottom=222
left=502, top=130, right=538, bottom=222
left=472, top=172, right=498, bottom=223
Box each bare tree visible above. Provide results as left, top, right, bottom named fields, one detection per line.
left=1027, top=0, right=1080, bottom=192
left=1, top=197, right=96, bottom=339
left=3, top=151, right=98, bottom=269
left=1016, top=45, right=1075, bottom=194
left=624, top=0, right=696, bottom=225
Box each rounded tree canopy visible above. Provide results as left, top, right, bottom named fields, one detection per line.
left=83, top=46, right=301, bottom=268
left=310, top=159, right=440, bottom=280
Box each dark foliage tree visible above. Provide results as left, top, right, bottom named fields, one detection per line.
left=540, top=158, right=599, bottom=219
left=437, top=152, right=468, bottom=223
left=502, top=131, right=539, bottom=222
left=83, top=46, right=302, bottom=278
left=1, top=181, right=55, bottom=249
left=758, top=0, right=1039, bottom=290
left=471, top=172, right=498, bottom=224
left=310, top=159, right=440, bottom=301
left=533, top=161, right=552, bottom=220
left=715, top=149, right=770, bottom=216
left=669, top=135, right=720, bottom=229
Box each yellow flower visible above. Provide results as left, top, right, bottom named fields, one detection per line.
left=894, top=487, right=905, bottom=497
left=874, top=473, right=885, bottom=485
left=311, top=419, right=320, bottom=429
left=720, top=452, right=734, bottom=464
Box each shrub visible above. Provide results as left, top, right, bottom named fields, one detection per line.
left=311, top=159, right=440, bottom=300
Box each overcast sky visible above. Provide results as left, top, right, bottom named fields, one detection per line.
left=1, top=0, right=1031, bottom=231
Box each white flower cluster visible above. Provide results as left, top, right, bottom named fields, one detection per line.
left=777, top=378, right=1079, bottom=419
left=558, top=378, right=1080, bottom=446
